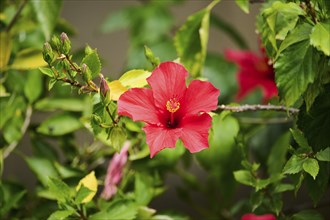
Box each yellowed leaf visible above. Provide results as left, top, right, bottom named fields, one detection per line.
left=119, top=69, right=151, bottom=88
left=76, top=171, right=97, bottom=203
left=108, top=80, right=128, bottom=101
left=10, top=48, right=47, bottom=70
left=0, top=32, right=12, bottom=70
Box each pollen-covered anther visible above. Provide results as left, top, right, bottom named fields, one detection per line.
left=166, top=98, right=180, bottom=113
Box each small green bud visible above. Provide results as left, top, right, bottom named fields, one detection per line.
left=51, top=35, right=61, bottom=51
left=60, top=32, right=71, bottom=55
left=85, top=45, right=94, bottom=55
left=109, top=126, right=127, bottom=152
left=99, top=74, right=111, bottom=105
left=144, top=45, right=160, bottom=68
left=81, top=63, right=92, bottom=82
left=42, top=42, right=55, bottom=64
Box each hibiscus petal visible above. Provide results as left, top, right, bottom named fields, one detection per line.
left=143, top=125, right=182, bottom=158
left=183, top=80, right=220, bottom=115
left=241, top=213, right=276, bottom=220
left=179, top=113, right=212, bottom=153
left=147, top=61, right=188, bottom=110
left=225, top=49, right=260, bottom=68
left=118, top=88, right=160, bottom=124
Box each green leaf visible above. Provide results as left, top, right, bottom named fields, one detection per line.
left=196, top=113, right=240, bottom=202
left=276, top=22, right=313, bottom=60
left=48, top=177, right=72, bottom=202
left=0, top=32, right=12, bottom=70
left=174, top=0, right=219, bottom=77
left=233, top=170, right=255, bottom=187
left=24, top=70, right=43, bottom=103
left=90, top=200, right=138, bottom=220
left=267, top=131, right=290, bottom=175
left=37, top=113, right=83, bottom=136
left=48, top=78, right=57, bottom=90
left=275, top=40, right=319, bottom=106
left=274, top=183, right=295, bottom=193
left=305, top=162, right=330, bottom=205
left=315, top=147, right=330, bottom=162
left=35, top=98, right=85, bottom=112
left=310, top=21, right=330, bottom=56
left=119, top=69, right=151, bottom=88
left=81, top=49, right=101, bottom=79
left=76, top=171, right=98, bottom=203
left=292, top=210, right=324, bottom=220
left=109, top=126, right=127, bottom=152
left=250, top=191, right=264, bottom=212
left=271, top=194, right=283, bottom=216
left=137, top=206, right=156, bottom=220
left=47, top=210, right=75, bottom=220
left=135, top=173, right=154, bottom=205
left=10, top=48, right=47, bottom=70
left=298, top=86, right=330, bottom=151
left=259, top=1, right=305, bottom=57
left=282, top=155, right=307, bottom=175
left=290, top=129, right=311, bottom=149
left=25, top=157, right=59, bottom=186
left=54, top=162, right=81, bottom=179
left=203, top=53, right=237, bottom=102
left=235, top=0, right=249, bottom=13
left=0, top=189, right=26, bottom=217
left=75, top=185, right=92, bottom=204
left=31, top=0, right=63, bottom=40
left=303, top=158, right=319, bottom=180
left=39, top=67, right=54, bottom=77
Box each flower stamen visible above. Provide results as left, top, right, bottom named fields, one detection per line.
left=166, top=98, right=180, bottom=113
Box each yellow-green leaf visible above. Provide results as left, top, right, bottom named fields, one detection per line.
left=310, top=22, right=330, bottom=56
left=108, top=80, right=128, bottom=101
left=76, top=171, right=97, bottom=203
left=235, top=0, right=249, bottom=13
left=174, top=0, right=219, bottom=77
left=10, top=48, right=47, bottom=70
left=0, top=32, right=12, bottom=70
left=119, top=69, right=151, bottom=88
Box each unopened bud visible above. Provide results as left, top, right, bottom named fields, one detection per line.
left=144, top=45, right=160, bottom=68
left=60, top=32, right=71, bottom=55
left=51, top=35, right=61, bottom=51
left=42, top=42, right=55, bottom=64
left=99, top=74, right=111, bottom=105
left=85, top=45, right=94, bottom=55
left=81, top=63, right=92, bottom=82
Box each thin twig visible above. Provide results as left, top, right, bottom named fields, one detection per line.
left=214, top=104, right=299, bottom=114
left=5, top=0, right=27, bottom=32
left=106, top=106, right=117, bottom=125
left=4, top=105, right=32, bottom=158
left=65, top=55, right=81, bottom=74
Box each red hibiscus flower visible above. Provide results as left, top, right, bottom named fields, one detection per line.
left=225, top=47, right=277, bottom=102
left=118, top=61, right=220, bottom=158
left=241, top=213, right=276, bottom=220
left=101, top=141, right=129, bottom=200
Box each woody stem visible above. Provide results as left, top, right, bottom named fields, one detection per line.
left=215, top=104, right=299, bottom=114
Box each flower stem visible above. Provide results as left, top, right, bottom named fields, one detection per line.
left=106, top=105, right=117, bottom=125
left=215, top=104, right=299, bottom=114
